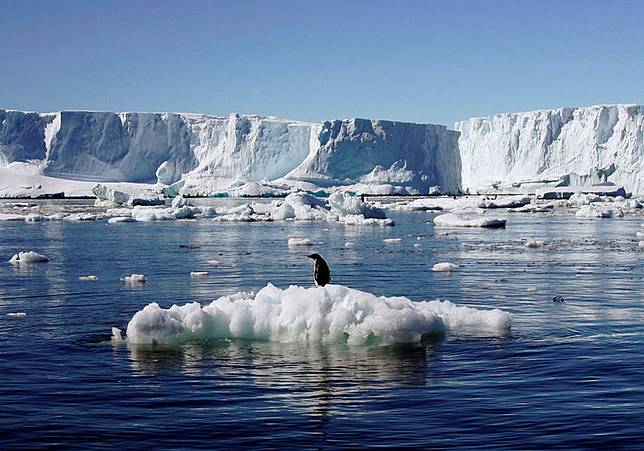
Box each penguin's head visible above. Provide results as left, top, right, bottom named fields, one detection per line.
left=307, top=253, right=321, bottom=260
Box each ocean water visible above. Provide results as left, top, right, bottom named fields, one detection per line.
left=1, top=199, right=643, bottom=449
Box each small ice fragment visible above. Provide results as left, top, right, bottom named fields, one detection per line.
left=7, top=312, right=27, bottom=317
left=639, top=241, right=644, bottom=249
left=190, top=271, right=209, bottom=277
left=383, top=238, right=402, bottom=244
left=416, top=236, right=422, bottom=241
left=9, top=251, right=49, bottom=264
left=122, top=274, right=147, bottom=283
left=432, top=262, right=460, bottom=272
left=413, top=243, right=422, bottom=248
left=526, top=287, right=537, bottom=292
left=111, top=327, right=124, bottom=343
left=525, top=240, right=545, bottom=248
left=492, top=294, right=507, bottom=300
left=108, top=216, right=135, bottom=224
left=288, top=238, right=313, bottom=246
left=344, top=242, right=355, bottom=248
left=636, top=232, right=644, bottom=239
left=79, top=275, right=98, bottom=281
left=207, top=259, right=223, bottom=265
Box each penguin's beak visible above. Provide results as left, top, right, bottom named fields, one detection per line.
left=307, top=254, right=315, bottom=259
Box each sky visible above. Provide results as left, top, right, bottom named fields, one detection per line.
left=1, top=0, right=643, bottom=126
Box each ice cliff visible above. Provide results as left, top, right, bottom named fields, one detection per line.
left=456, top=104, right=644, bottom=195
left=3, top=104, right=642, bottom=198
left=0, top=110, right=461, bottom=196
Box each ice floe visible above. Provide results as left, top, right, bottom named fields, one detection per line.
left=433, top=212, right=506, bottom=228
left=120, top=283, right=512, bottom=345
left=288, top=238, right=313, bottom=247
left=575, top=205, right=623, bottom=218
left=478, top=195, right=531, bottom=209
left=432, top=262, right=460, bottom=272
left=190, top=271, right=209, bottom=277
left=8, top=251, right=49, bottom=264
left=79, top=275, right=98, bottom=281
left=7, top=312, right=27, bottom=317
left=122, top=274, right=147, bottom=284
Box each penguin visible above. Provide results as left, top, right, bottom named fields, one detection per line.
left=307, top=253, right=331, bottom=287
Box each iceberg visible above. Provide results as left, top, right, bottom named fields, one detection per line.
left=456, top=104, right=644, bottom=195
left=1, top=109, right=460, bottom=197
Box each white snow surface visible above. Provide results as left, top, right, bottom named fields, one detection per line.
left=122, top=283, right=512, bottom=345
left=456, top=104, right=644, bottom=195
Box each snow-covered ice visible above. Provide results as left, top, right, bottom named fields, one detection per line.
left=288, top=238, right=314, bottom=247
left=122, top=274, right=147, bottom=283
left=121, top=283, right=512, bottom=345
left=432, top=262, right=460, bottom=272
left=575, top=205, right=623, bottom=218
left=8, top=251, right=49, bottom=264
left=79, top=275, right=98, bottom=281
left=433, top=212, right=506, bottom=228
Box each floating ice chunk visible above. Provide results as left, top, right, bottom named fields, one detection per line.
left=639, top=241, right=644, bottom=249
left=24, top=213, right=46, bottom=222
left=526, top=287, right=537, bottom=292
left=65, top=213, right=99, bottom=221
left=171, top=195, right=190, bottom=208
left=288, top=237, right=313, bottom=246
left=434, top=213, right=506, bottom=228
left=575, top=205, right=623, bottom=218
left=123, top=283, right=512, bottom=345
left=508, top=203, right=554, bottom=213
left=9, top=251, right=49, bottom=264
left=432, top=262, right=460, bottom=272
left=111, top=327, right=124, bottom=343
left=636, top=232, right=644, bottom=239
left=214, top=204, right=271, bottom=222
left=413, top=243, right=422, bottom=248
left=344, top=242, right=355, bottom=248
left=0, top=213, right=26, bottom=221
left=190, top=271, right=209, bottom=277
left=93, top=184, right=130, bottom=206
left=122, top=274, right=147, bottom=283
left=271, top=201, right=296, bottom=220
left=525, top=240, right=545, bottom=248
left=7, top=312, right=27, bottom=317
left=328, top=192, right=386, bottom=219
left=207, top=259, right=223, bottom=265
left=568, top=193, right=603, bottom=206
left=383, top=238, right=402, bottom=244
left=79, top=275, right=98, bottom=281
left=340, top=215, right=394, bottom=226
left=478, top=195, right=531, bottom=209
left=108, top=216, right=136, bottom=224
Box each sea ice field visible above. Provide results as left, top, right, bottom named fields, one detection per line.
left=0, top=195, right=643, bottom=448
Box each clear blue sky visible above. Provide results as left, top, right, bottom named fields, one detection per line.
left=1, top=0, right=643, bottom=126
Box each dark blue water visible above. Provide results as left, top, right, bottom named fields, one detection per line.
left=1, top=200, right=643, bottom=449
